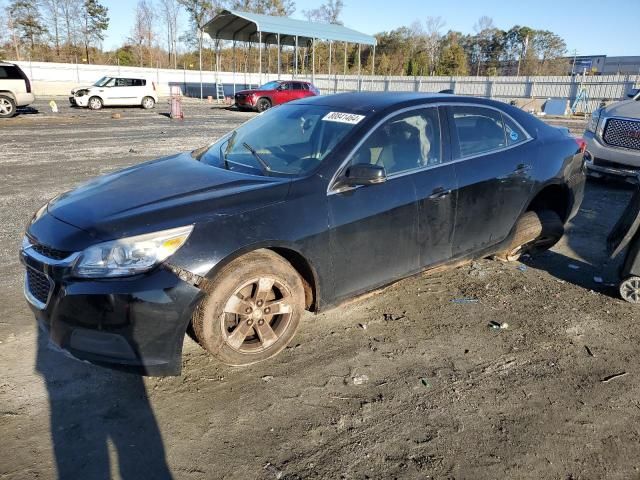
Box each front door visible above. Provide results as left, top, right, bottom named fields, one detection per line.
left=447, top=105, right=535, bottom=256
left=328, top=110, right=426, bottom=299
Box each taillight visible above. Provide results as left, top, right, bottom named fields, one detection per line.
left=575, top=137, right=586, bottom=154
left=25, top=76, right=32, bottom=93
left=152, top=82, right=156, bottom=91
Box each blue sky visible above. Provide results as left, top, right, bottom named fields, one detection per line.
left=100, top=0, right=635, bottom=56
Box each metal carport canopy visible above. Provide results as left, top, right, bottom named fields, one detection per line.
left=203, top=9, right=377, bottom=46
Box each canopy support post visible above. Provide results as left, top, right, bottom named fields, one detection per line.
left=199, top=28, right=203, bottom=100
left=357, top=43, right=361, bottom=91
left=233, top=40, right=236, bottom=95
left=312, top=38, right=315, bottom=83
left=343, top=42, right=347, bottom=93
left=258, top=30, right=262, bottom=86
left=277, top=33, right=281, bottom=79
left=294, top=36, right=298, bottom=78
left=328, top=41, right=332, bottom=76
left=371, top=44, right=376, bottom=89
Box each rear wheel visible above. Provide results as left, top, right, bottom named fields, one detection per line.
left=0, top=95, right=16, bottom=118
left=256, top=97, right=271, bottom=112
left=141, top=96, right=155, bottom=109
left=494, top=210, right=564, bottom=262
left=620, top=277, right=640, bottom=303
left=192, top=250, right=305, bottom=366
left=88, top=96, right=103, bottom=110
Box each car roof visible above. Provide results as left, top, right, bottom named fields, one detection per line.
left=291, top=92, right=468, bottom=113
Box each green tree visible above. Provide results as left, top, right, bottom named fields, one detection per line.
left=9, top=0, right=47, bottom=54
left=81, top=0, right=108, bottom=63
left=437, top=32, right=468, bottom=76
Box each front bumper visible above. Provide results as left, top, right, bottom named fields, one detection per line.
left=234, top=95, right=256, bottom=109
left=21, top=242, right=202, bottom=375
left=584, top=130, right=640, bottom=178
left=69, top=95, right=89, bottom=107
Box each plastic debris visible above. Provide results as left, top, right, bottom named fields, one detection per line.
left=420, top=377, right=431, bottom=387
left=49, top=100, right=58, bottom=113
left=489, top=321, right=508, bottom=330
left=264, top=462, right=284, bottom=479
left=352, top=374, right=369, bottom=385
left=452, top=298, right=479, bottom=304
left=358, top=323, right=368, bottom=330
left=261, top=375, right=274, bottom=382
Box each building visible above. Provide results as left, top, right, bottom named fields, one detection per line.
left=570, top=55, right=640, bottom=75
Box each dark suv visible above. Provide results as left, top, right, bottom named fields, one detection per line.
left=234, top=80, right=319, bottom=111
left=22, top=93, right=586, bottom=375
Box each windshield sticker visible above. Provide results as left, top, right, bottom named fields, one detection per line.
left=510, top=130, right=519, bottom=141
left=322, top=112, right=366, bottom=124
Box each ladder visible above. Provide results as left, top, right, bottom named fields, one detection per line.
left=216, top=83, right=225, bottom=103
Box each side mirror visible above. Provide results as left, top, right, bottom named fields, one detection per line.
left=342, top=164, right=387, bottom=186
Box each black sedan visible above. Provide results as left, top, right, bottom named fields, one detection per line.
left=22, top=93, right=586, bottom=375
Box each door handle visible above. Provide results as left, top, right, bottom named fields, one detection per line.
left=428, top=187, right=452, bottom=200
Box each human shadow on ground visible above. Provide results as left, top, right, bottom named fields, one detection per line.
left=35, top=326, right=173, bottom=480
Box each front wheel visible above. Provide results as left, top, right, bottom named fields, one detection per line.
left=141, top=96, right=155, bottom=109
left=494, top=210, right=564, bottom=262
left=192, top=250, right=305, bottom=366
left=88, top=96, right=103, bottom=110
left=256, top=98, right=271, bottom=112
left=0, top=95, right=16, bottom=118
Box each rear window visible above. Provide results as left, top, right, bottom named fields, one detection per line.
left=451, top=106, right=507, bottom=158
left=125, top=78, right=146, bottom=86
left=0, top=65, right=23, bottom=80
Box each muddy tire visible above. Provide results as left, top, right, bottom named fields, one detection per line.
left=256, top=97, right=271, bottom=112
left=88, top=96, right=103, bottom=110
left=494, top=210, right=564, bottom=262
left=192, top=249, right=305, bottom=366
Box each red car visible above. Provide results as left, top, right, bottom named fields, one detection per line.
left=234, top=80, right=320, bottom=112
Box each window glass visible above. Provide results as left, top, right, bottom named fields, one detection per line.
left=0, top=66, right=21, bottom=79
left=200, top=104, right=360, bottom=177
left=302, top=83, right=310, bottom=90
left=280, top=82, right=291, bottom=90
left=452, top=106, right=507, bottom=158
left=292, top=82, right=303, bottom=90
left=114, top=78, right=126, bottom=87
left=348, top=108, right=442, bottom=176
left=502, top=114, right=527, bottom=145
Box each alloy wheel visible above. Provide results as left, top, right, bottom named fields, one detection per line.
left=0, top=98, right=14, bottom=116
left=620, top=277, right=640, bottom=303
left=221, top=276, right=293, bottom=352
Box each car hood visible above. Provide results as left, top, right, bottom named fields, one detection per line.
left=71, top=85, right=94, bottom=93
left=236, top=89, right=267, bottom=95
left=47, top=152, right=291, bottom=240
left=604, top=99, right=640, bottom=119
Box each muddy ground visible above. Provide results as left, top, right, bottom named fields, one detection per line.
left=2, top=99, right=640, bottom=480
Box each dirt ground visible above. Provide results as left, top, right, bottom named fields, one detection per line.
left=2, top=99, right=640, bottom=480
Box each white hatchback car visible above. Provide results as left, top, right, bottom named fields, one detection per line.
left=70, top=76, right=158, bottom=110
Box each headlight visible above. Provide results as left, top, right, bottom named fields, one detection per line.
left=586, top=109, right=601, bottom=133
left=73, top=225, right=193, bottom=278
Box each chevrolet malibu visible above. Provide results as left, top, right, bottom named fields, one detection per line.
left=22, top=93, right=586, bottom=375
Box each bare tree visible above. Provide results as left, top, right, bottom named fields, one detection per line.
left=424, top=16, right=445, bottom=75
left=59, top=0, right=82, bottom=55
left=303, top=0, right=343, bottom=24
left=42, top=0, right=63, bottom=56
left=160, top=0, right=180, bottom=68
left=472, top=15, right=495, bottom=76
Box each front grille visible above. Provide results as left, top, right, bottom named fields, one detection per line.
left=26, top=268, right=52, bottom=305
left=603, top=118, right=640, bottom=151
left=31, top=243, right=72, bottom=261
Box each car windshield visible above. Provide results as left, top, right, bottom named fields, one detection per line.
left=199, top=104, right=363, bottom=177
left=258, top=81, right=281, bottom=91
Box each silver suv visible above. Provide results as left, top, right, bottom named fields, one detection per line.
left=584, top=89, right=640, bottom=179
left=0, top=62, right=35, bottom=118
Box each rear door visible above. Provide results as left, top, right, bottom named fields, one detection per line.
left=447, top=105, right=534, bottom=256
left=0, top=64, right=27, bottom=97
